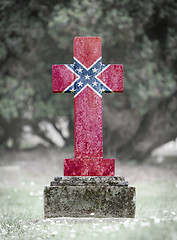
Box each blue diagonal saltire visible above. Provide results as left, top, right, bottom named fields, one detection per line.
left=64, top=58, right=113, bottom=98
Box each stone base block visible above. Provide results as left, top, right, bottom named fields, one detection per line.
left=44, top=177, right=136, bottom=218
left=64, top=158, right=115, bottom=176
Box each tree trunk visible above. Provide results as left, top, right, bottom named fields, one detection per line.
left=103, top=90, right=177, bottom=161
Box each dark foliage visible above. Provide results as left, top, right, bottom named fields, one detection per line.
left=0, top=0, right=177, bottom=161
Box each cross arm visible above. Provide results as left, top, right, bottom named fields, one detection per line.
left=52, top=64, right=75, bottom=93
left=99, top=64, right=123, bottom=92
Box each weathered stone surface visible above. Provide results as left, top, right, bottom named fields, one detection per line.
left=51, top=176, right=128, bottom=186
left=44, top=176, right=136, bottom=218
left=64, top=158, right=115, bottom=176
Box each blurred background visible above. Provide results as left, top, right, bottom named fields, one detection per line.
left=1, top=2, right=177, bottom=237
left=0, top=0, right=177, bottom=164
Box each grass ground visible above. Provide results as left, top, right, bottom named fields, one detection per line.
left=0, top=147, right=177, bottom=240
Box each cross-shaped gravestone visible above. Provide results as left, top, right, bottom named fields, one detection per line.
left=45, top=37, right=135, bottom=219
left=53, top=37, right=123, bottom=176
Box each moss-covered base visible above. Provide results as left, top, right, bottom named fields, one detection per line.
left=44, top=177, right=136, bottom=218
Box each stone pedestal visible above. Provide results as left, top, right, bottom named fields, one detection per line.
left=44, top=176, right=136, bottom=218
left=64, top=158, right=115, bottom=176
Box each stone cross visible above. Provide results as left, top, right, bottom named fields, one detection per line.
left=53, top=37, right=123, bottom=176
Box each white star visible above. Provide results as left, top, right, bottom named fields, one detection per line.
left=78, top=81, right=83, bottom=87
left=93, top=81, right=98, bottom=86
left=77, top=68, right=83, bottom=73
left=85, top=74, right=90, bottom=80
left=71, top=87, right=75, bottom=92
left=92, top=68, right=98, bottom=73
left=102, top=88, right=106, bottom=92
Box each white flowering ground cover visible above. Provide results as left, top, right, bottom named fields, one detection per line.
left=0, top=180, right=177, bottom=240
left=0, top=149, right=177, bottom=240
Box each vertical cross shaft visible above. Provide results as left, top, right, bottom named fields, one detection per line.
left=74, top=38, right=103, bottom=159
